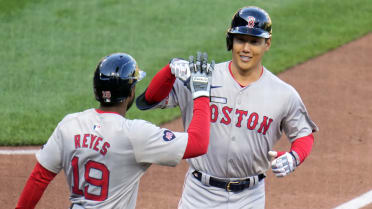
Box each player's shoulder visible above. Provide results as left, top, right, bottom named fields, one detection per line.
left=123, top=119, right=163, bottom=143
left=211, top=61, right=230, bottom=82
left=60, top=108, right=94, bottom=121
left=264, top=68, right=297, bottom=90
left=57, top=109, right=105, bottom=129
left=126, top=119, right=157, bottom=130
left=262, top=68, right=301, bottom=99
left=57, top=109, right=89, bottom=124
left=214, top=61, right=230, bottom=72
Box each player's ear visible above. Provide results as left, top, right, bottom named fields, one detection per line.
left=264, top=38, right=271, bottom=51
left=130, top=86, right=136, bottom=98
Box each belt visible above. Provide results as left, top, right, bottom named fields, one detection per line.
left=70, top=204, right=85, bottom=209
left=192, top=170, right=265, bottom=192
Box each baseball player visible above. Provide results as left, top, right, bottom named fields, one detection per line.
left=15, top=52, right=214, bottom=209
left=136, top=6, right=318, bottom=209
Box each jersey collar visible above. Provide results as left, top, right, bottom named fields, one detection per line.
left=95, top=109, right=121, bottom=115
left=228, top=61, right=264, bottom=88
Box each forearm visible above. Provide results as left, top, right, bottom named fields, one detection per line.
left=16, top=162, right=57, bottom=209
left=183, top=97, right=210, bottom=159
left=290, top=133, right=314, bottom=165
left=145, top=64, right=176, bottom=104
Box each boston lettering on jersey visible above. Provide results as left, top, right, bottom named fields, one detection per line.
left=210, top=104, right=273, bottom=135
left=74, top=133, right=111, bottom=156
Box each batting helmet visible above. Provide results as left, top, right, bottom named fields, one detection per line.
left=93, top=53, right=146, bottom=104
left=226, top=6, right=272, bottom=50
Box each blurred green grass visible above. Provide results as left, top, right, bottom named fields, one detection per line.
left=0, top=0, right=371, bottom=145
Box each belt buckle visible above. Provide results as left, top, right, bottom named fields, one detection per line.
left=226, top=181, right=240, bottom=192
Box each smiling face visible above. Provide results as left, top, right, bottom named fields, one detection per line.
left=231, top=34, right=271, bottom=74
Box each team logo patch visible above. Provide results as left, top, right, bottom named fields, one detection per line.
left=163, top=130, right=176, bottom=141
left=247, top=16, right=255, bottom=28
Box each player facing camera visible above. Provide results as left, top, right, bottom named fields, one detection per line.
left=136, top=6, right=317, bottom=209
left=226, top=6, right=272, bottom=51
left=93, top=53, right=146, bottom=111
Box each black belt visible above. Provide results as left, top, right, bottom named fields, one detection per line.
left=70, top=203, right=84, bottom=209
left=192, top=170, right=265, bottom=192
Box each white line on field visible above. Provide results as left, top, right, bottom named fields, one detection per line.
left=333, top=190, right=372, bottom=209
left=0, top=149, right=38, bottom=155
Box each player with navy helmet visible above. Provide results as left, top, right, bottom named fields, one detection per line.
left=136, top=6, right=318, bottom=209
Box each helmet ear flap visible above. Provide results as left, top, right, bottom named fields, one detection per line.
left=226, top=33, right=233, bottom=51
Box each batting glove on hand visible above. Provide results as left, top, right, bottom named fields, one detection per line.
left=268, top=151, right=296, bottom=177
left=169, top=58, right=191, bottom=83
left=189, top=51, right=214, bottom=99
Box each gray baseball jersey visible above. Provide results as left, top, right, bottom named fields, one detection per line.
left=149, top=61, right=318, bottom=178
left=36, top=108, right=187, bottom=209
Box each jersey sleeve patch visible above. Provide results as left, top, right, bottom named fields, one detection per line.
left=163, top=130, right=176, bottom=141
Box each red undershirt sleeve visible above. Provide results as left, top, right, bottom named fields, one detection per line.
left=290, top=133, right=314, bottom=165
left=146, top=63, right=211, bottom=158
left=16, top=162, right=57, bottom=209
left=145, top=64, right=176, bottom=104
left=183, top=97, right=210, bottom=159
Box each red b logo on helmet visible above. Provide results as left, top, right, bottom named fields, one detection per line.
left=102, top=91, right=112, bottom=102
left=247, top=16, right=255, bottom=28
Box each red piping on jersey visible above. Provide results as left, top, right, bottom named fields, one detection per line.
left=228, top=61, right=264, bottom=88
left=95, top=109, right=120, bottom=115
left=145, top=63, right=175, bottom=103
left=16, top=162, right=57, bottom=209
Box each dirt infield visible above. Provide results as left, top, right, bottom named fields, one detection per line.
left=1, top=33, right=372, bottom=209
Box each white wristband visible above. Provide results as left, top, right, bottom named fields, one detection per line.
left=192, top=91, right=209, bottom=99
